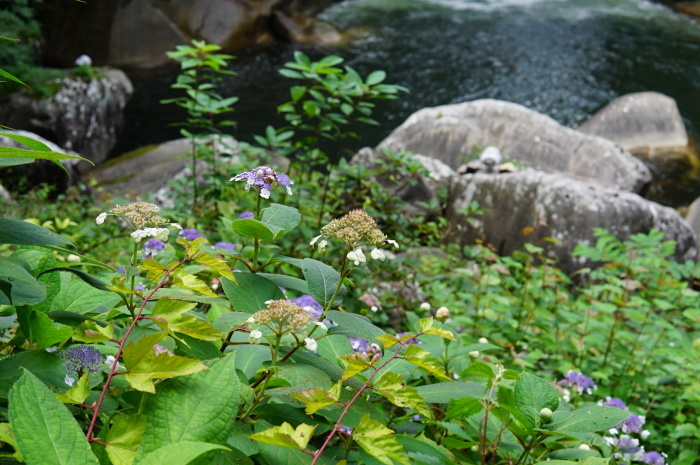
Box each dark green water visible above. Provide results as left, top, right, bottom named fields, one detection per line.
left=115, top=0, right=700, bottom=206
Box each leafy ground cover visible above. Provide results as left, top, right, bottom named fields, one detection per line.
left=0, top=43, right=699, bottom=465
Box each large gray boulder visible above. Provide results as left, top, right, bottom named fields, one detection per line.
left=41, top=0, right=341, bottom=68
left=0, top=69, right=133, bottom=172
left=685, top=196, right=700, bottom=250
left=446, top=169, right=697, bottom=273
left=378, top=99, right=652, bottom=193
left=578, top=92, right=693, bottom=161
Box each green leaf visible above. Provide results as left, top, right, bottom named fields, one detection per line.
left=290, top=350, right=364, bottom=390
left=289, top=382, right=342, bottom=414
left=106, top=413, right=146, bottom=465
left=249, top=423, right=317, bottom=450
left=139, top=442, right=229, bottom=465
left=8, top=370, right=100, bottom=465
left=353, top=415, right=410, bottom=465
left=136, top=353, right=240, bottom=458
left=232, top=218, right=283, bottom=241
left=122, top=332, right=208, bottom=393
left=262, top=203, right=301, bottom=234
left=38, top=267, right=110, bottom=291
left=0, top=422, right=23, bottom=461
left=55, top=372, right=90, bottom=405
left=0, top=69, right=28, bottom=87
left=375, top=372, right=432, bottom=418
left=339, top=352, right=372, bottom=380
left=0, top=350, right=67, bottom=398
left=151, top=298, right=223, bottom=341
left=547, top=406, right=631, bottom=433
left=446, top=397, right=484, bottom=420
left=11, top=248, right=60, bottom=313
left=366, top=70, right=387, bottom=86
left=0, top=132, right=52, bottom=151
left=17, top=308, right=73, bottom=349
left=0, top=257, right=46, bottom=306
left=258, top=273, right=309, bottom=294
left=414, top=382, right=486, bottom=403
left=276, top=362, right=333, bottom=391
left=326, top=310, right=385, bottom=343
left=301, top=258, right=345, bottom=308
left=402, top=345, right=450, bottom=380
left=49, top=275, right=121, bottom=315
left=221, top=274, right=285, bottom=314
left=514, top=372, right=560, bottom=431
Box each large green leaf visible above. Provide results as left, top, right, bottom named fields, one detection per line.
left=136, top=353, right=240, bottom=459
left=49, top=274, right=120, bottom=315
left=231, top=219, right=283, bottom=241
left=414, top=382, right=486, bottom=403
left=230, top=344, right=272, bottom=379
left=8, top=370, right=100, bottom=465
left=11, top=248, right=60, bottom=313
left=261, top=203, right=301, bottom=233
left=0, top=218, right=72, bottom=246
left=17, top=307, right=73, bottom=349
left=0, top=350, right=67, bottom=398
left=221, top=274, right=284, bottom=314
left=301, top=258, right=345, bottom=308
left=258, top=273, right=309, bottom=294
left=325, top=310, right=385, bottom=343
left=139, top=442, right=229, bottom=465
left=547, top=406, right=630, bottom=433
left=514, top=372, right=560, bottom=431
left=39, top=267, right=110, bottom=291
left=105, top=413, right=147, bottom=465
left=353, top=415, right=410, bottom=465
left=0, top=257, right=46, bottom=306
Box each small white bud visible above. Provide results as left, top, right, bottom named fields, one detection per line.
left=578, top=444, right=590, bottom=451
left=478, top=337, right=489, bottom=344
left=304, top=337, right=318, bottom=352
left=419, top=302, right=431, bottom=311
left=435, top=307, right=450, bottom=320
left=370, top=305, right=379, bottom=312
left=540, top=407, right=553, bottom=419
left=469, top=350, right=480, bottom=358
left=249, top=330, right=263, bottom=344
left=66, top=254, right=81, bottom=263
left=470, top=445, right=479, bottom=452
left=256, top=168, right=264, bottom=178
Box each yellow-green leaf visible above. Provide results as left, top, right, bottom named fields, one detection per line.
left=151, top=298, right=223, bottom=341
left=55, top=372, right=90, bottom=405
left=191, top=250, right=236, bottom=282
left=376, top=334, right=400, bottom=348
left=403, top=345, right=450, bottom=380
left=0, top=423, right=23, bottom=461
left=249, top=422, right=317, bottom=450
left=122, top=332, right=207, bottom=393
left=417, top=318, right=434, bottom=332
left=105, top=413, right=146, bottom=465
left=172, top=271, right=217, bottom=297
left=375, top=372, right=432, bottom=419
left=290, top=381, right=342, bottom=414
left=353, top=415, right=409, bottom=465
left=72, top=320, right=114, bottom=343
left=422, top=327, right=455, bottom=341
left=339, top=353, right=372, bottom=380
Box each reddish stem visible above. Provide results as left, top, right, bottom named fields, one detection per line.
left=86, top=258, right=188, bottom=442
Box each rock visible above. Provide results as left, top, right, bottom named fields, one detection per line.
left=446, top=169, right=697, bottom=273
left=686, top=196, right=700, bottom=250
left=378, top=99, right=652, bottom=193
left=578, top=92, right=695, bottom=163
left=0, top=69, right=133, bottom=172
left=88, top=137, right=288, bottom=206
left=0, top=130, right=82, bottom=193
left=40, top=0, right=339, bottom=69
left=349, top=147, right=455, bottom=221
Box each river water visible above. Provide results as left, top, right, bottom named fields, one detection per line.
left=115, top=0, right=700, bottom=207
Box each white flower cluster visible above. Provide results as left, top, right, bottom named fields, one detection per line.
left=310, top=235, right=328, bottom=251
left=130, top=227, right=170, bottom=243
left=75, top=54, right=92, bottom=67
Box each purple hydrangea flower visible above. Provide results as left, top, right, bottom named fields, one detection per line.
left=616, top=435, right=641, bottom=454
left=348, top=337, right=381, bottom=356
left=230, top=166, right=294, bottom=199
left=135, top=283, right=147, bottom=291
left=604, top=397, right=628, bottom=410
left=213, top=241, right=235, bottom=252
left=642, top=452, right=666, bottom=465
left=180, top=228, right=203, bottom=241
left=239, top=211, right=254, bottom=220
left=293, top=295, right=323, bottom=319
left=338, top=426, right=353, bottom=435
left=620, top=413, right=645, bottom=434
left=117, top=267, right=126, bottom=274
left=142, top=238, right=165, bottom=257
left=559, top=371, right=597, bottom=395
left=61, top=345, right=105, bottom=376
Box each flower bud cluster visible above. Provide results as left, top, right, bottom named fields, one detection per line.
left=251, top=299, right=312, bottom=333
left=321, top=209, right=387, bottom=246
left=111, top=201, right=168, bottom=230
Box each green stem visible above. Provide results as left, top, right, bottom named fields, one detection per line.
left=252, top=195, right=263, bottom=272
left=240, top=333, right=282, bottom=421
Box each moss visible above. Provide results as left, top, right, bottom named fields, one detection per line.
left=98, top=144, right=158, bottom=170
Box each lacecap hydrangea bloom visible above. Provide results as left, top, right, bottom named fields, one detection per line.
left=230, top=166, right=293, bottom=199
left=250, top=299, right=312, bottom=333
left=559, top=370, right=597, bottom=395
left=179, top=228, right=204, bottom=241
left=61, top=345, right=107, bottom=386
left=96, top=201, right=181, bottom=243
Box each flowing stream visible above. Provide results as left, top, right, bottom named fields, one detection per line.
left=115, top=0, right=700, bottom=207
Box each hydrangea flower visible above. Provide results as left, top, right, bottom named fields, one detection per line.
left=602, top=397, right=628, bottom=410
left=348, top=337, right=381, bottom=356
left=230, top=166, right=293, bottom=199
left=396, top=333, right=421, bottom=344
left=601, top=397, right=646, bottom=434
left=61, top=345, right=105, bottom=381
left=142, top=238, right=165, bottom=257
left=180, top=228, right=203, bottom=241
left=304, top=338, right=318, bottom=352
left=559, top=370, right=597, bottom=395
left=239, top=211, right=254, bottom=219
left=213, top=241, right=235, bottom=252
left=641, top=451, right=666, bottom=465
left=292, top=295, right=323, bottom=319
